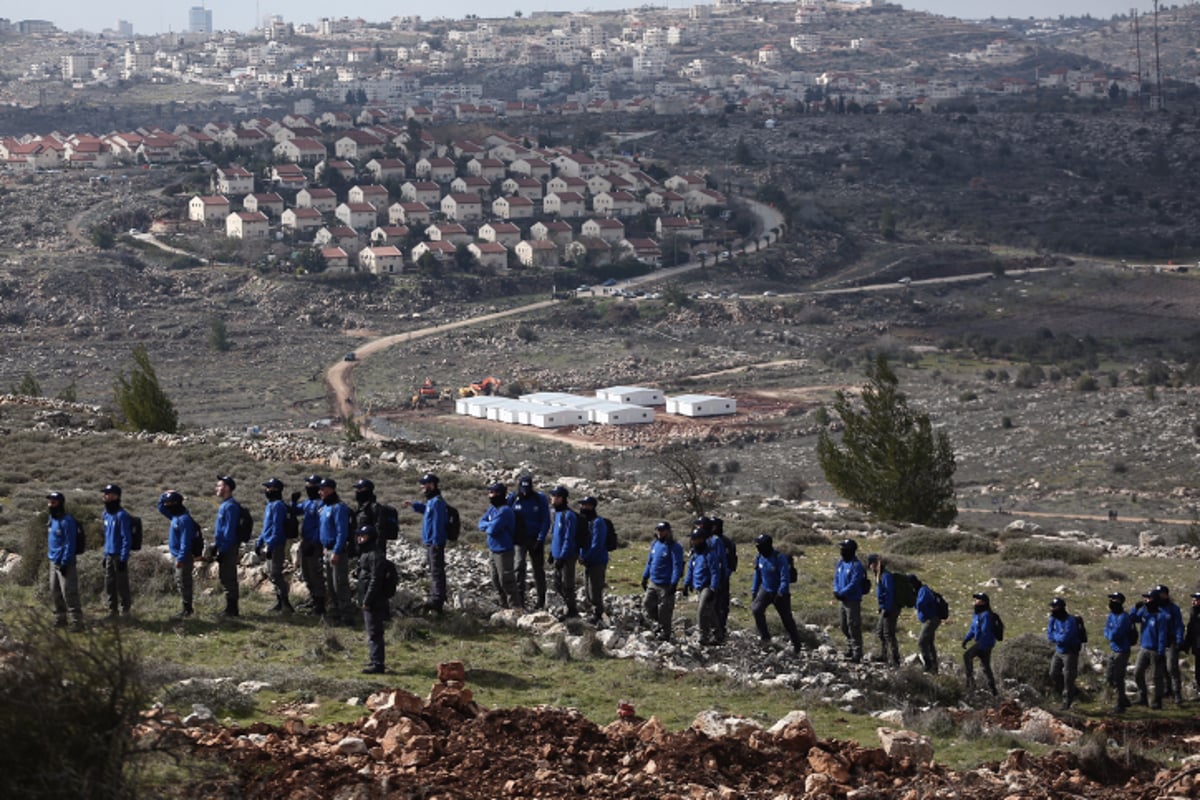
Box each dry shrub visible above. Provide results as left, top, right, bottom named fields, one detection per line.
left=1001, top=539, right=1100, bottom=564
left=888, top=529, right=997, bottom=556
left=992, top=559, right=1076, bottom=579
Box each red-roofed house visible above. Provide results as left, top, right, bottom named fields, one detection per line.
left=226, top=211, right=270, bottom=239
left=358, top=245, right=406, bottom=275
left=189, top=195, right=231, bottom=225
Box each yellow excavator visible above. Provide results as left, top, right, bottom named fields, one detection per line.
left=458, top=376, right=502, bottom=398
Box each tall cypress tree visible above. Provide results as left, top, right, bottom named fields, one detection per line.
left=113, top=345, right=178, bottom=433
left=817, top=355, right=956, bottom=526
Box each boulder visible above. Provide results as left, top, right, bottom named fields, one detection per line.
left=807, top=747, right=851, bottom=782
left=691, top=710, right=762, bottom=739
left=767, top=710, right=817, bottom=754
left=876, top=727, right=934, bottom=763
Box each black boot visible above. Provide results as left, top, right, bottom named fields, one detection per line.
left=281, top=597, right=294, bottom=615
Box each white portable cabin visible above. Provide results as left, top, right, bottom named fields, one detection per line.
left=498, top=401, right=544, bottom=425
left=457, top=396, right=508, bottom=417
left=527, top=406, right=588, bottom=428
left=665, top=394, right=737, bottom=417
left=595, top=385, right=665, bottom=406
left=586, top=401, right=655, bottom=425
left=485, top=398, right=524, bottom=421
left=520, top=391, right=584, bottom=406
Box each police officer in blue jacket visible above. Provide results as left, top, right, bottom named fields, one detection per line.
left=963, top=592, right=998, bottom=696
left=1134, top=588, right=1171, bottom=708
left=101, top=483, right=133, bottom=619
left=642, top=521, right=684, bottom=642
left=212, top=475, right=242, bottom=619
left=411, top=473, right=448, bottom=613
left=291, top=474, right=325, bottom=614
left=257, top=478, right=293, bottom=615
left=914, top=578, right=942, bottom=674
left=158, top=490, right=198, bottom=619
left=1104, top=591, right=1135, bottom=713
left=318, top=478, right=352, bottom=623
left=508, top=475, right=551, bottom=610
left=478, top=482, right=518, bottom=609
left=750, top=534, right=802, bottom=655
left=1046, top=597, right=1083, bottom=709
left=577, top=496, right=609, bottom=626
left=47, top=491, right=83, bottom=630
left=868, top=553, right=900, bottom=667
left=832, top=539, right=867, bottom=663
left=682, top=527, right=722, bottom=646
left=547, top=485, right=580, bottom=619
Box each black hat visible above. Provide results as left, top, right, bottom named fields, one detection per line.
left=1049, top=597, right=1066, bottom=609
left=319, top=478, right=337, bottom=489
left=755, top=533, right=773, bottom=547
left=1155, top=584, right=1170, bottom=596
left=1108, top=592, right=1126, bottom=603
left=161, top=491, right=183, bottom=506
left=419, top=473, right=439, bottom=485
left=518, top=474, right=533, bottom=489
left=353, top=478, right=375, bottom=492
left=1191, top=593, right=1200, bottom=600
left=102, top=483, right=122, bottom=496
left=579, top=495, right=597, bottom=506
left=839, top=538, right=857, bottom=552
left=304, top=474, right=323, bottom=485
left=1142, top=589, right=1156, bottom=599
left=262, top=478, right=284, bottom=491
left=866, top=553, right=880, bottom=565
left=689, top=528, right=706, bottom=539
left=46, top=491, right=65, bottom=502
left=217, top=475, right=236, bottom=491
left=488, top=481, right=507, bottom=494
left=550, top=485, right=569, bottom=498
left=655, top=521, right=672, bottom=532
left=972, top=592, right=990, bottom=603
left=356, top=524, right=377, bottom=541
left=694, top=515, right=711, bottom=528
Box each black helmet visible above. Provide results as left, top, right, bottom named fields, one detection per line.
left=46, top=491, right=65, bottom=503
left=655, top=521, right=672, bottom=532
left=353, top=478, right=375, bottom=492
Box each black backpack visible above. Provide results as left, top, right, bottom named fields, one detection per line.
left=190, top=524, right=205, bottom=558
left=376, top=503, right=400, bottom=540
left=893, top=572, right=918, bottom=609
left=380, top=558, right=399, bottom=599
left=444, top=502, right=461, bottom=542
left=933, top=591, right=950, bottom=620
left=721, top=533, right=737, bottom=573
left=236, top=504, right=254, bottom=543
left=73, top=517, right=86, bottom=553
left=283, top=507, right=299, bottom=540
left=604, top=518, right=618, bottom=551
left=991, top=611, right=1005, bottom=642
left=1075, top=614, right=1088, bottom=644
left=786, top=553, right=798, bottom=584
left=129, top=515, right=143, bottom=551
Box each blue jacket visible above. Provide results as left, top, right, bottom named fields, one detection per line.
left=876, top=570, right=896, bottom=613
left=643, top=538, right=684, bottom=587
left=257, top=498, right=287, bottom=552
left=833, top=557, right=866, bottom=603
left=507, top=490, right=551, bottom=544
left=964, top=609, right=997, bottom=651
left=709, top=535, right=729, bottom=584
left=47, top=514, right=79, bottom=566
left=412, top=493, right=447, bottom=546
left=915, top=585, right=939, bottom=623
left=1046, top=612, right=1082, bottom=654
left=103, top=507, right=133, bottom=561
left=684, top=546, right=721, bottom=592
left=478, top=504, right=516, bottom=553
left=1104, top=611, right=1135, bottom=654
left=549, top=508, right=580, bottom=561
left=751, top=550, right=790, bottom=596
left=578, top=515, right=609, bottom=566
left=319, top=499, right=351, bottom=553
left=213, top=498, right=240, bottom=554
left=1135, top=604, right=1170, bottom=654
left=292, top=498, right=323, bottom=544
left=158, top=496, right=197, bottom=562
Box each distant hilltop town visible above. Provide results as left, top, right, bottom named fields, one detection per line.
left=1, top=1, right=1195, bottom=119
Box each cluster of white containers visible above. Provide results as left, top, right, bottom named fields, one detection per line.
left=453, top=385, right=737, bottom=429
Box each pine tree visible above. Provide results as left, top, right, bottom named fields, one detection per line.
left=817, top=355, right=956, bottom=526
left=113, top=345, right=178, bottom=433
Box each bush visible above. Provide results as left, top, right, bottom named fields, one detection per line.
left=887, top=529, right=997, bottom=556
left=992, top=632, right=1055, bottom=693
left=159, top=677, right=257, bottom=718
left=0, top=608, right=151, bottom=799
left=1074, top=375, right=1099, bottom=392
left=1000, top=539, right=1100, bottom=564
left=992, top=559, right=1076, bottom=579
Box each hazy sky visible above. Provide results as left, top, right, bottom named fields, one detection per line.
left=34, top=1, right=1152, bottom=37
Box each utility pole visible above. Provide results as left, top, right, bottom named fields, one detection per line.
left=1152, top=0, right=1163, bottom=111
left=1131, top=8, right=1143, bottom=115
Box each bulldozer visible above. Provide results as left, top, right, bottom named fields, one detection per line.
left=459, top=375, right=502, bottom=398
left=411, top=378, right=443, bottom=409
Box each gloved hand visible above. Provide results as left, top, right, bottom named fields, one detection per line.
left=962, top=640, right=969, bottom=649
left=670, top=584, right=678, bottom=596
left=291, top=491, right=301, bottom=505
left=641, top=577, right=649, bottom=591
left=681, top=585, right=691, bottom=597
left=117, top=560, right=127, bottom=572
left=834, top=592, right=844, bottom=602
